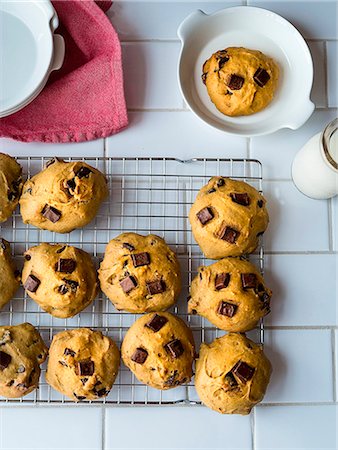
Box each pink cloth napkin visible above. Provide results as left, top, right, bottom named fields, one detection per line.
left=0, top=0, right=128, bottom=143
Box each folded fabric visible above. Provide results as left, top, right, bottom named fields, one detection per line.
left=0, top=0, right=128, bottom=143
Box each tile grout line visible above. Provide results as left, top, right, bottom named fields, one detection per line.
left=328, top=197, right=333, bottom=251
left=101, top=407, right=106, bottom=450
left=332, top=329, right=337, bottom=402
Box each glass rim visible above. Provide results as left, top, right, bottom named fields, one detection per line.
left=322, top=118, right=338, bottom=171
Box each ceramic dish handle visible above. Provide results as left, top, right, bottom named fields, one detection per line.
left=51, top=34, right=65, bottom=72
left=285, top=99, right=315, bottom=130
left=177, top=10, right=207, bottom=41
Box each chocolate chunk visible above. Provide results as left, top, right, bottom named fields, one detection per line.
left=226, top=89, right=233, bottom=95
left=122, top=242, right=135, bottom=251
left=131, top=252, right=150, bottom=267
left=145, top=314, right=168, bottom=332
left=78, top=359, right=94, bottom=376
left=215, top=273, right=230, bottom=290
left=46, top=157, right=62, bottom=168
left=0, top=351, right=12, bottom=370
left=241, top=273, right=257, bottom=289
left=164, top=339, right=184, bottom=359
left=256, top=283, right=265, bottom=294
left=217, top=301, right=237, bottom=317
left=230, top=192, right=250, bottom=206
left=120, top=275, right=137, bottom=293
left=232, top=360, right=255, bottom=383
left=196, top=207, right=214, bottom=225
left=217, top=178, right=225, bottom=187
left=74, top=393, right=86, bottom=401
left=131, top=348, right=148, bottom=364
left=8, top=191, right=17, bottom=201
left=164, top=370, right=180, bottom=386
left=207, top=188, right=216, bottom=194
left=253, top=68, right=270, bottom=87
left=201, top=72, right=207, bottom=84
left=58, top=285, right=69, bottom=295
left=0, top=239, right=7, bottom=250
left=227, top=74, right=244, bottom=90
left=66, top=178, right=76, bottom=190
left=63, top=279, right=79, bottom=292
left=24, top=274, right=40, bottom=293
left=55, top=259, right=76, bottom=274
left=42, top=205, right=61, bottom=223
left=24, top=254, right=31, bottom=261
left=219, top=55, right=230, bottom=69
left=224, top=371, right=238, bottom=388
left=81, top=378, right=88, bottom=386
left=146, top=280, right=165, bottom=295
left=17, top=365, right=25, bottom=373
left=56, top=246, right=66, bottom=254
left=59, top=360, right=68, bottom=367
left=76, top=166, right=92, bottom=179
left=95, top=387, right=108, bottom=397
left=64, top=348, right=76, bottom=357
left=260, top=292, right=271, bottom=303
left=257, top=199, right=264, bottom=208
left=219, top=226, right=240, bottom=244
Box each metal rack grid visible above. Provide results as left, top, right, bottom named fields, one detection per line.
left=0, top=157, right=265, bottom=405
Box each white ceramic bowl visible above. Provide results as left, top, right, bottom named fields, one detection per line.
left=0, top=0, right=65, bottom=118
left=177, top=6, right=315, bottom=137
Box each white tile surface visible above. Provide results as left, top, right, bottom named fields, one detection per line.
left=307, top=40, right=327, bottom=108
left=121, top=42, right=183, bottom=109
left=106, top=111, right=247, bottom=158
left=327, top=41, right=338, bottom=107
left=105, top=407, right=252, bottom=449
left=332, top=196, right=338, bottom=252
left=250, top=109, right=338, bottom=180
left=263, top=329, right=333, bottom=403
left=264, top=254, right=337, bottom=326
left=255, top=405, right=337, bottom=449
left=0, top=407, right=102, bottom=449
left=108, top=1, right=243, bottom=40
left=335, top=330, right=338, bottom=401
left=264, top=181, right=330, bottom=252
left=247, top=0, right=338, bottom=39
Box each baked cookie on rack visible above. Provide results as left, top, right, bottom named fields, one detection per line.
left=0, top=323, right=48, bottom=398
left=202, top=47, right=279, bottom=116
left=98, top=233, right=181, bottom=313
left=121, top=312, right=195, bottom=390
left=0, top=153, right=23, bottom=222
left=195, top=333, right=272, bottom=415
left=46, top=328, right=120, bottom=402
left=22, top=243, right=98, bottom=318
left=189, top=177, right=269, bottom=258
left=19, top=158, right=108, bottom=233
left=0, top=238, right=20, bottom=310
left=188, top=257, right=271, bottom=332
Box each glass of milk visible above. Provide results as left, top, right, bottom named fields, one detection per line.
left=292, top=118, right=338, bottom=199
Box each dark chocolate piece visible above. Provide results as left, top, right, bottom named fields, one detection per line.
left=63, top=279, right=79, bottom=292
left=196, top=207, right=214, bottom=225
left=131, top=252, right=150, bottom=267
left=260, top=292, right=271, bottom=303
left=95, top=387, right=108, bottom=397
left=78, top=359, right=94, bottom=376
left=24, top=254, right=31, bottom=261
left=8, top=191, right=17, bottom=201
left=217, top=178, right=225, bottom=187
left=59, top=361, right=68, bottom=367
left=224, top=371, right=238, bottom=388
left=145, top=314, right=168, bottom=332
left=74, top=393, right=86, bottom=401
left=215, top=273, right=230, bottom=290
left=55, top=259, right=76, bottom=274
left=227, top=74, right=244, bottom=90
left=257, top=199, right=264, bottom=208
left=24, top=274, right=40, bottom=293
left=120, top=276, right=137, bottom=293
left=58, top=285, right=69, bottom=295
left=67, top=178, right=76, bottom=190
left=122, top=242, right=135, bottom=251
left=207, top=188, right=216, bottom=194
left=42, top=205, right=61, bottom=223
left=241, top=273, right=257, bottom=289
left=218, top=55, right=229, bottom=69
left=81, top=378, right=88, bottom=386
left=253, top=68, right=270, bottom=87
left=201, top=72, right=207, bottom=85
left=164, top=339, right=184, bottom=359
left=56, top=246, right=66, bottom=254
left=64, top=348, right=76, bottom=357
left=131, top=348, right=148, bottom=364
left=219, top=226, right=240, bottom=244
left=232, top=360, right=255, bottom=383
left=146, top=280, right=165, bottom=295
left=0, top=351, right=12, bottom=370
left=217, top=301, right=237, bottom=318
left=230, top=192, right=250, bottom=206
left=76, top=166, right=92, bottom=179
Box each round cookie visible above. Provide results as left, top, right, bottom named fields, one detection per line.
left=46, top=328, right=120, bottom=401
left=98, top=233, right=181, bottom=313
left=0, top=238, right=20, bottom=310
left=189, top=177, right=269, bottom=258
left=122, top=312, right=195, bottom=390
left=202, top=47, right=279, bottom=116
left=195, top=333, right=272, bottom=415
left=22, top=243, right=98, bottom=318
left=0, top=153, right=23, bottom=222
left=189, top=258, right=272, bottom=332
left=19, top=158, right=108, bottom=233
left=0, top=323, right=48, bottom=398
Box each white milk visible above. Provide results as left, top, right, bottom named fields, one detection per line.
left=292, top=119, right=338, bottom=199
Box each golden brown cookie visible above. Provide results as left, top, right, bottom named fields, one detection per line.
left=46, top=328, right=120, bottom=402
left=0, top=238, right=20, bottom=311
left=0, top=153, right=23, bottom=222
left=195, top=333, right=271, bottom=414
left=22, top=243, right=98, bottom=318
left=19, top=158, right=108, bottom=233
left=98, top=233, right=181, bottom=313
left=0, top=323, right=48, bottom=398
left=189, top=258, right=272, bottom=332
left=122, top=312, right=195, bottom=390
left=189, top=177, right=269, bottom=258
left=202, top=47, right=279, bottom=116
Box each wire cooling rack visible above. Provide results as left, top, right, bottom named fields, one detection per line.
left=0, top=157, right=265, bottom=405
